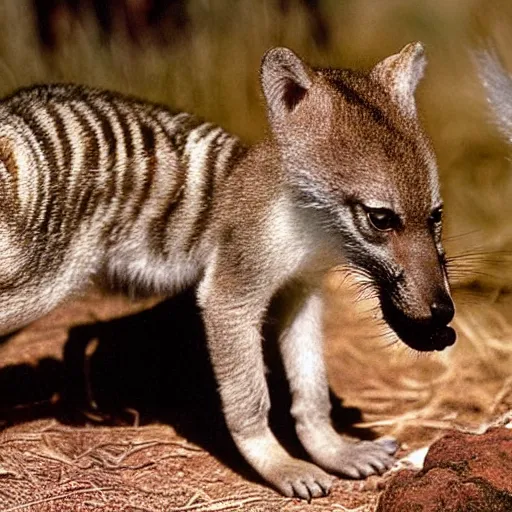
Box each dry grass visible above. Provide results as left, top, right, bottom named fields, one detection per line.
left=324, top=278, right=512, bottom=449
left=0, top=0, right=511, bottom=507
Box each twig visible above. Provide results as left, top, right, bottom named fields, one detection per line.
left=1, top=487, right=115, bottom=512
left=166, top=493, right=283, bottom=511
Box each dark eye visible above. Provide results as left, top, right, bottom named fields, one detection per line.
left=366, top=208, right=399, bottom=232
left=430, top=207, right=443, bottom=225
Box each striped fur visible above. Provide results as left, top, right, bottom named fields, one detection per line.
left=0, top=84, right=245, bottom=328
left=0, top=44, right=454, bottom=499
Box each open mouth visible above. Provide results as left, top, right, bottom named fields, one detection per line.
left=379, top=294, right=457, bottom=352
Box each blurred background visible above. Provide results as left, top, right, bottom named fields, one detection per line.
left=0, top=0, right=511, bottom=447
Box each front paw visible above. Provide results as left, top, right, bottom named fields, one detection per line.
left=264, top=458, right=335, bottom=500
left=234, top=429, right=335, bottom=499
left=315, top=437, right=398, bottom=478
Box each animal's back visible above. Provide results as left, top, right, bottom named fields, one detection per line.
left=0, top=83, right=246, bottom=329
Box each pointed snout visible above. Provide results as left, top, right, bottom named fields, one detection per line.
left=430, top=293, right=455, bottom=326
left=381, top=236, right=457, bottom=352
left=380, top=285, right=456, bottom=352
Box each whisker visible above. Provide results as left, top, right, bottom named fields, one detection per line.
left=443, top=229, right=482, bottom=242
left=446, top=258, right=512, bottom=267
left=446, top=250, right=512, bottom=261
left=448, top=270, right=504, bottom=278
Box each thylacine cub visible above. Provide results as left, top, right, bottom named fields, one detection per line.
left=0, top=42, right=455, bottom=498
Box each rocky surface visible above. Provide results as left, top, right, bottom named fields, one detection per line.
left=377, top=427, right=512, bottom=512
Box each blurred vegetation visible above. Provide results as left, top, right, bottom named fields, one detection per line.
left=0, top=0, right=512, bottom=288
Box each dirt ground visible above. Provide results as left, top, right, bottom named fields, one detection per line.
left=0, top=280, right=510, bottom=511
left=0, top=288, right=386, bottom=512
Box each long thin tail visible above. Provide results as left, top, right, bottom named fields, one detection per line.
left=475, top=48, right=512, bottom=143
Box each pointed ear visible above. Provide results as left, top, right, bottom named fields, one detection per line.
left=260, top=47, right=314, bottom=121
left=371, top=42, right=427, bottom=116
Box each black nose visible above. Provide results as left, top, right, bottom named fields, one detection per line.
left=430, top=297, right=455, bottom=326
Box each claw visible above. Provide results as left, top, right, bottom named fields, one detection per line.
left=344, top=465, right=361, bottom=479
left=376, top=437, right=399, bottom=454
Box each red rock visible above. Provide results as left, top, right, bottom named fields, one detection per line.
left=377, top=427, right=512, bottom=512
left=424, top=428, right=512, bottom=495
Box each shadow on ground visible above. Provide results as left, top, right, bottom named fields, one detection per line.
left=0, top=288, right=375, bottom=486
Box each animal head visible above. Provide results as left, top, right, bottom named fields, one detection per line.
left=261, top=43, right=455, bottom=352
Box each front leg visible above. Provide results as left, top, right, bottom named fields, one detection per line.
left=279, top=289, right=398, bottom=478
left=197, top=274, right=333, bottom=499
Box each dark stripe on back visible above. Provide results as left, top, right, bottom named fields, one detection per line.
left=15, top=125, right=46, bottom=232
left=141, top=119, right=156, bottom=153
left=144, top=114, right=211, bottom=253
left=149, top=160, right=187, bottom=255
left=89, top=101, right=118, bottom=205
left=131, top=116, right=157, bottom=220
left=183, top=130, right=224, bottom=252
left=111, top=103, right=136, bottom=200
left=44, top=103, right=75, bottom=238
left=218, top=140, right=248, bottom=180
left=67, top=103, right=101, bottom=171
left=16, top=106, right=61, bottom=237
left=63, top=103, right=103, bottom=229
left=45, top=103, right=73, bottom=170
left=153, top=112, right=204, bottom=160
left=73, top=185, right=100, bottom=226
left=85, top=100, right=123, bottom=242
left=112, top=102, right=134, bottom=159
